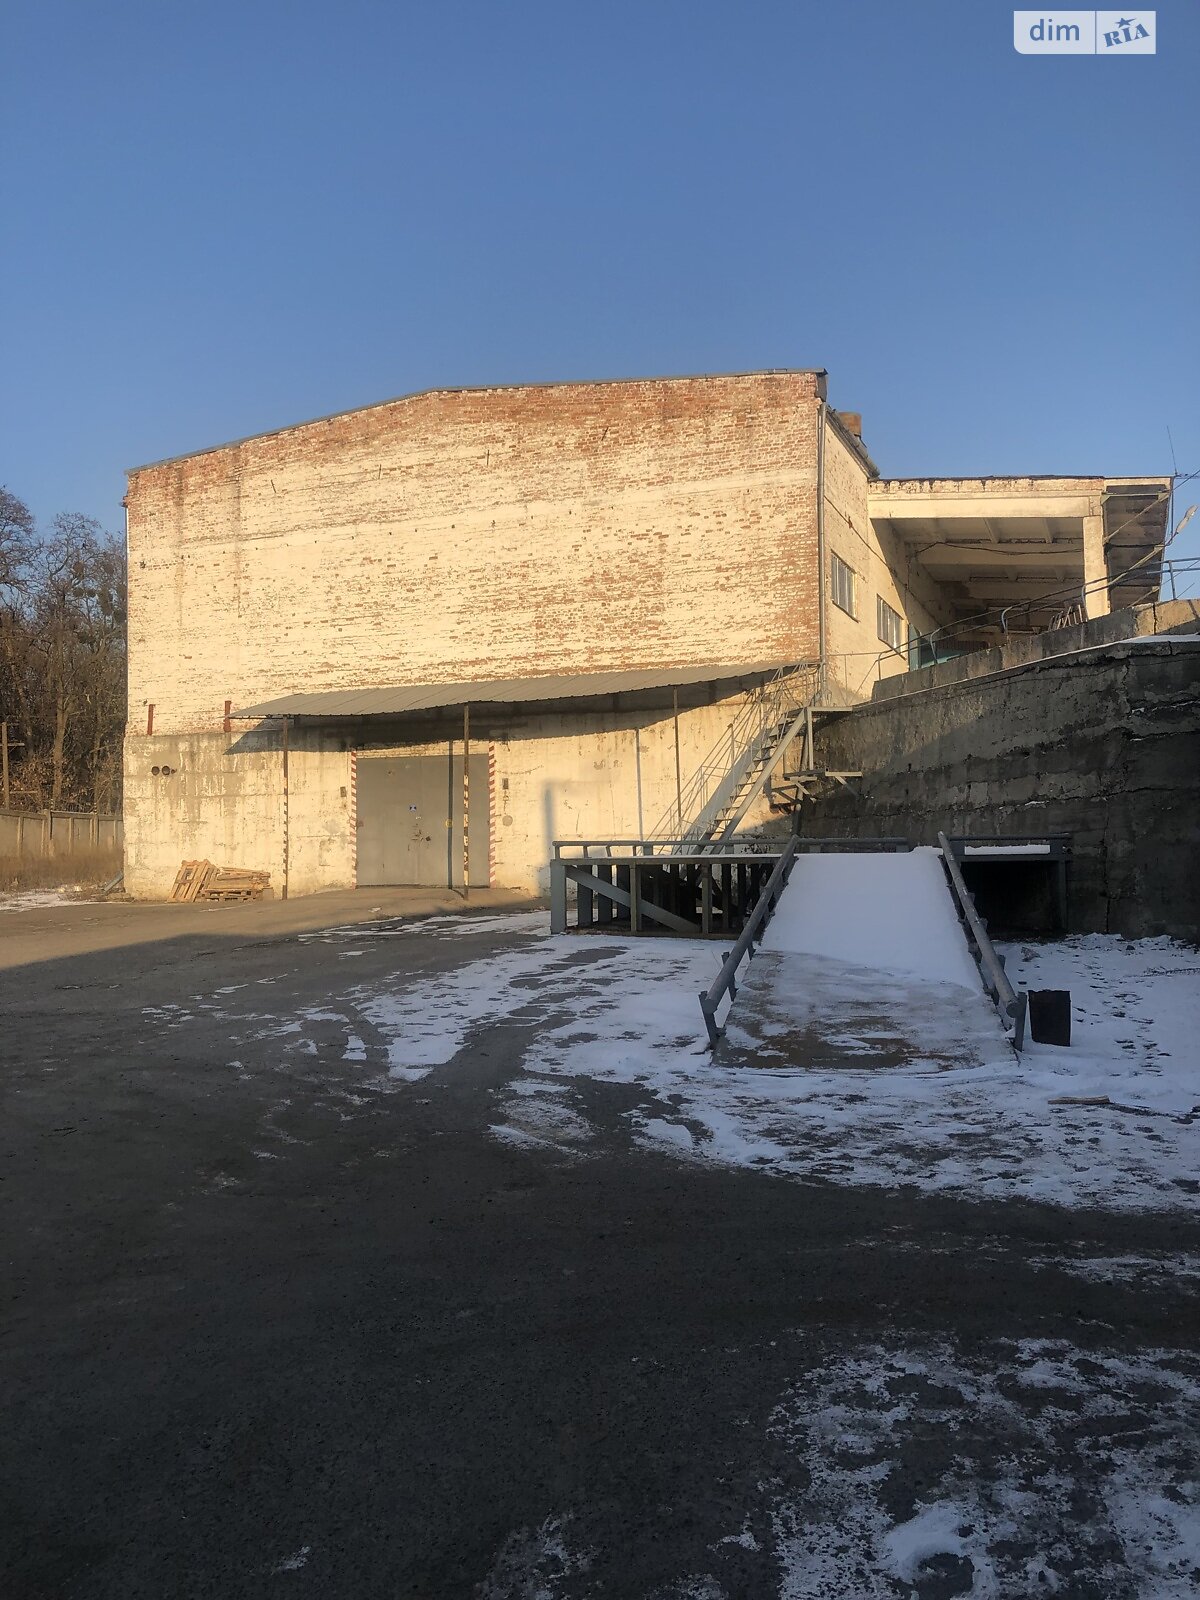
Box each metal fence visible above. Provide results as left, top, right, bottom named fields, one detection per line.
left=0, top=809, right=123, bottom=860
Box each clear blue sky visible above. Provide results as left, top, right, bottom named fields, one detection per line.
left=4, top=1, right=1198, bottom=580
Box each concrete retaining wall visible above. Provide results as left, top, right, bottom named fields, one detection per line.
left=868, top=598, right=1200, bottom=705
left=804, top=637, right=1200, bottom=939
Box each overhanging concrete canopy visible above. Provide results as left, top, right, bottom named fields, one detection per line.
left=869, top=475, right=1171, bottom=631
left=235, top=661, right=802, bottom=720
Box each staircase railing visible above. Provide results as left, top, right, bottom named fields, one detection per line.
left=708, top=701, right=813, bottom=845
left=646, top=663, right=820, bottom=851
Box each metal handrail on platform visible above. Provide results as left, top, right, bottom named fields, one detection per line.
left=698, top=836, right=799, bottom=1047
left=937, top=830, right=1028, bottom=1050
left=551, top=837, right=782, bottom=860
left=549, top=847, right=787, bottom=936
left=552, top=835, right=913, bottom=861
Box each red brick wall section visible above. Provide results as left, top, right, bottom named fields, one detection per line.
left=126, top=372, right=825, bottom=733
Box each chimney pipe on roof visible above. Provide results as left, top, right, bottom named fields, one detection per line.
left=836, top=410, right=863, bottom=439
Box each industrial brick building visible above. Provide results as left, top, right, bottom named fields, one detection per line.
left=122, top=369, right=1170, bottom=898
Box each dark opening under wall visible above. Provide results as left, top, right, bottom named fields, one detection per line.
left=960, top=861, right=1061, bottom=938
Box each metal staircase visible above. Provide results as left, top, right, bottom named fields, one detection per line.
left=647, top=664, right=823, bottom=852
left=764, top=744, right=864, bottom=813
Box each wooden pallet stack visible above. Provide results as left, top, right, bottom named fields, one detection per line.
left=169, top=860, right=271, bottom=903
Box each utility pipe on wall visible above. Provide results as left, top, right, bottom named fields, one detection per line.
left=634, top=726, right=644, bottom=837
left=462, top=702, right=470, bottom=900
left=281, top=716, right=290, bottom=901
left=672, top=688, right=683, bottom=833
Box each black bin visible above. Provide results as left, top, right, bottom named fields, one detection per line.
left=1029, top=989, right=1072, bottom=1047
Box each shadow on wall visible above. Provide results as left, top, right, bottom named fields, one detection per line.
left=532, top=784, right=561, bottom=896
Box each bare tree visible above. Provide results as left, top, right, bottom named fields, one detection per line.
left=0, top=495, right=127, bottom=813
left=0, top=489, right=37, bottom=798
left=0, top=488, right=35, bottom=592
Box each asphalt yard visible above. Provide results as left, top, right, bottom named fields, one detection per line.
left=2, top=892, right=1197, bottom=1598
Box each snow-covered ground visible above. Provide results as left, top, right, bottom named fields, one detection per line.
left=764, top=1337, right=1200, bottom=1598
left=1003, top=934, right=1200, bottom=1116
left=486, top=926, right=1199, bottom=1211
left=476, top=1336, right=1200, bottom=1599
left=138, top=907, right=1200, bottom=1593
left=211, top=908, right=1200, bottom=1212
left=0, top=888, right=79, bottom=912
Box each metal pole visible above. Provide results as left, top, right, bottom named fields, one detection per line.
left=1, top=722, right=7, bottom=809
left=281, top=717, right=289, bottom=901
left=462, top=703, right=470, bottom=900
left=673, top=688, right=683, bottom=832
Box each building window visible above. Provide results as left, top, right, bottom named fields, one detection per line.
left=876, top=595, right=905, bottom=652
left=830, top=553, right=857, bottom=618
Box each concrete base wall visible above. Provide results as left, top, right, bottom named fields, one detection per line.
left=123, top=725, right=355, bottom=900
left=804, top=639, right=1200, bottom=940
left=123, top=693, right=770, bottom=899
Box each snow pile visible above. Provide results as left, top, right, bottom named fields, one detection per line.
left=962, top=842, right=1050, bottom=856
left=760, top=847, right=982, bottom=991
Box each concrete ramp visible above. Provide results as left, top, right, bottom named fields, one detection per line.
left=724, top=848, right=1008, bottom=1070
